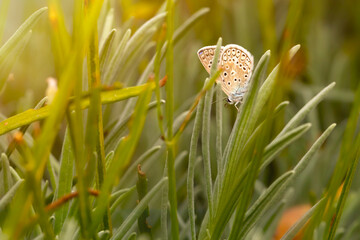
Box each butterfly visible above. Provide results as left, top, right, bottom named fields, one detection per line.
left=197, top=44, right=254, bottom=110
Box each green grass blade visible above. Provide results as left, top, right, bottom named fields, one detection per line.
left=118, top=145, right=162, bottom=188
left=273, top=101, right=289, bottom=114
left=0, top=6, right=46, bottom=91
left=99, top=8, right=114, bottom=49
left=0, top=29, right=32, bottom=93
left=0, top=7, right=47, bottom=58
left=86, top=18, right=110, bottom=230
left=260, top=123, right=312, bottom=171
left=110, top=187, right=136, bottom=213
left=0, top=179, right=24, bottom=212
left=111, top=177, right=167, bottom=240
left=90, top=83, right=152, bottom=232
left=0, top=82, right=158, bottom=136
left=292, top=124, right=336, bottom=175
left=99, top=28, right=116, bottom=79
left=240, top=171, right=294, bottom=239
left=164, top=0, right=179, bottom=239
left=309, top=83, right=360, bottom=238
left=136, top=166, right=151, bottom=236
left=118, top=7, right=209, bottom=120
left=202, top=38, right=222, bottom=222
left=58, top=218, right=78, bottom=240
left=221, top=50, right=270, bottom=195
left=197, top=50, right=270, bottom=239
left=222, top=50, right=270, bottom=180
left=105, top=100, right=164, bottom=152
left=240, top=124, right=335, bottom=239
left=117, top=36, right=155, bottom=86
left=206, top=50, right=270, bottom=240
left=103, top=29, right=131, bottom=84
left=161, top=159, right=169, bottom=240
left=277, top=82, right=335, bottom=137
left=215, top=84, right=223, bottom=173
left=5, top=97, right=47, bottom=157
left=46, top=0, right=71, bottom=71
left=0, top=153, right=13, bottom=196
left=280, top=198, right=325, bottom=240
left=109, top=12, right=166, bottom=85
left=253, top=45, right=300, bottom=127
left=122, top=12, right=166, bottom=63
left=105, top=151, right=114, bottom=170
left=173, top=8, right=209, bottom=42
left=53, top=129, right=75, bottom=234
left=153, top=24, right=166, bottom=138
left=187, top=95, right=205, bottom=240
left=185, top=69, right=221, bottom=240
left=327, top=138, right=360, bottom=240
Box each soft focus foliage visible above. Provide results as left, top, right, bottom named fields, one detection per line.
left=0, top=0, right=359, bottom=240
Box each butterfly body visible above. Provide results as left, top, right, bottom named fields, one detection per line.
left=197, top=44, right=254, bottom=108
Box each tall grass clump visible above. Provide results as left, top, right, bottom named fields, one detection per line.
left=0, top=0, right=359, bottom=240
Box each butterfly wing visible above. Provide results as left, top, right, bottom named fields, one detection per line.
left=219, top=44, right=254, bottom=102
left=197, top=46, right=224, bottom=82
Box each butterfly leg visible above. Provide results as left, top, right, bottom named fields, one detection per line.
left=235, top=102, right=240, bottom=112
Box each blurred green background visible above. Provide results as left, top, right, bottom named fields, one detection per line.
left=1, top=0, right=360, bottom=238
left=2, top=0, right=359, bottom=181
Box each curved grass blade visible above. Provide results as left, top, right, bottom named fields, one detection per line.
left=53, top=129, right=75, bottom=234
left=0, top=179, right=24, bottom=212
left=90, top=83, right=153, bottom=233
left=280, top=198, right=325, bottom=240
left=260, top=123, right=312, bottom=171
left=253, top=45, right=300, bottom=129
left=5, top=97, right=47, bottom=157
left=202, top=38, right=222, bottom=222
left=0, top=7, right=47, bottom=58
left=204, top=50, right=271, bottom=240
left=119, top=7, right=209, bottom=120
left=328, top=140, right=360, bottom=240
left=103, top=29, right=131, bottom=84
left=1, top=153, right=13, bottom=195
left=0, top=7, right=47, bottom=92
left=164, top=0, right=179, bottom=238
left=111, top=177, right=167, bottom=240
left=118, top=145, right=162, bottom=188
left=99, top=8, right=114, bottom=49
left=197, top=50, right=270, bottom=240
left=100, top=28, right=116, bottom=78
left=58, top=218, right=78, bottom=240
left=0, top=30, right=32, bottom=93
left=116, top=34, right=156, bottom=85
left=240, top=171, right=294, bottom=239
left=0, top=82, right=159, bottom=136
left=136, top=166, right=151, bottom=236
left=277, top=82, right=335, bottom=137
left=239, top=124, right=335, bottom=239
left=110, top=187, right=136, bottom=213
left=105, top=100, right=164, bottom=152
left=188, top=96, right=205, bottom=240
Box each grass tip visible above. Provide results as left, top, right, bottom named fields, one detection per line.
left=288, top=45, right=301, bottom=59
left=38, top=6, right=48, bottom=12
left=202, top=7, right=210, bottom=13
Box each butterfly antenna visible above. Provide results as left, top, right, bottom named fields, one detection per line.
left=211, top=96, right=227, bottom=105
